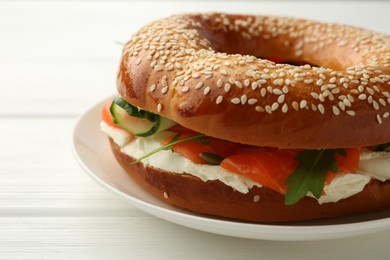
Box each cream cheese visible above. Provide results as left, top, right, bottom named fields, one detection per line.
left=101, top=121, right=390, bottom=203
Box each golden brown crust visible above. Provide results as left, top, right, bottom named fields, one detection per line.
left=117, top=13, right=390, bottom=149
left=110, top=138, right=390, bottom=223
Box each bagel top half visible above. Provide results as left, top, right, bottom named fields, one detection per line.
left=117, top=13, right=390, bottom=149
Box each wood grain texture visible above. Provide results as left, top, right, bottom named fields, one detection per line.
left=0, top=1, right=389, bottom=259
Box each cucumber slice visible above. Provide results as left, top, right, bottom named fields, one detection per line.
left=110, top=97, right=176, bottom=137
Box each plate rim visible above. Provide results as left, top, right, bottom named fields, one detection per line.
left=71, top=96, right=390, bottom=241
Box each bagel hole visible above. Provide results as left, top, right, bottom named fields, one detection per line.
left=260, top=56, right=318, bottom=67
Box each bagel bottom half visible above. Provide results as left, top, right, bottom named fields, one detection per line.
left=109, top=138, right=390, bottom=223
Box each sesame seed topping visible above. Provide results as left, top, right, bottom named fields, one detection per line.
left=251, top=82, right=258, bottom=90
left=231, top=98, right=240, bottom=104
left=157, top=103, right=162, bottom=113
left=248, top=98, right=257, bottom=105
left=154, top=65, right=163, bottom=71
left=161, top=86, right=168, bottom=94
left=316, top=79, right=323, bottom=86
left=300, top=100, right=307, bottom=109
left=203, top=86, right=211, bottom=95
left=346, top=110, right=356, bottom=116
left=304, top=79, right=313, bottom=84
left=195, top=82, right=203, bottom=89
left=125, top=14, right=390, bottom=128
left=377, top=114, right=383, bottom=124
left=265, top=105, right=272, bottom=114
left=282, top=103, right=288, bottom=113
left=216, top=95, right=223, bottom=104
left=253, top=195, right=260, bottom=203
left=241, top=95, right=248, bottom=104
left=217, top=79, right=223, bottom=88
left=271, top=102, right=279, bottom=111
left=318, top=104, right=325, bottom=114
left=332, top=106, right=340, bottom=116
left=253, top=105, right=264, bottom=112
left=224, top=83, right=231, bottom=93
left=244, top=79, right=250, bottom=87
left=220, top=69, right=228, bottom=76
left=292, top=101, right=299, bottom=111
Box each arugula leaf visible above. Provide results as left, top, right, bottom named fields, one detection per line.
left=284, top=149, right=346, bottom=205
left=131, top=134, right=207, bottom=165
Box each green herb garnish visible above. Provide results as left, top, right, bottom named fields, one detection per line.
left=284, top=149, right=346, bottom=205
left=131, top=134, right=208, bottom=165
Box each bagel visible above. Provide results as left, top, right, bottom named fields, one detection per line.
left=101, top=13, right=390, bottom=223
left=118, top=13, right=390, bottom=149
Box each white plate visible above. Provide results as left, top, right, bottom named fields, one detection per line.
left=71, top=97, right=390, bottom=241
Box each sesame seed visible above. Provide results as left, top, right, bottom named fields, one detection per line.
left=181, top=86, right=189, bottom=93
left=316, top=79, right=323, bottom=86
left=265, top=105, right=272, bottom=114
left=175, top=62, right=182, bottom=69
left=332, top=106, right=340, bottom=116
left=235, top=81, right=243, bottom=88
left=383, top=112, right=389, bottom=118
left=300, top=100, right=307, bottom=109
left=251, top=82, right=258, bottom=90
left=366, top=87, right=375, bottom=95
left=216, top=95, right=223, bottom=104
left=195, top=82, right=203, bottom=89
left=224, top=83, right=231, bottom=93
left=258, top=79, right=267, bottom=85
left=244, top=79, right=250, bottom=87
left=217, top=79, right=223, bottom=88
left=377, top=114, right=383, bottom=124
left=248, top=98, right=257, bottom=105
left=150, top=84, right=156, bottom=92
left=154, top=65, right=163, bottom=71
left=343, top=99, right=352, bottom=107
left=273, top=89, right=283, bottom=95
left=282, top=103, right=288, bottom=113
left=220, top=69, right=228, bottom=76
left=304, top=79, right=313, bottom=84
left=203, top=86, right=210, bottom=95
left=260, top=88, right=267, bottom=97
left=192, top=72, right=200, bottom=78
left=253, top=195, right=260, bottom=203
left=277, top=94, right=285, bottom=103
left=318, top=104, right=325, bottom=114
left=231, top=98, right=240, bottom=104
left=255, top=106, right=264, bottom=112
left=346, top=110, right=356, bottom=116
left=292, top=101, right=299, bottom=111
left=157, top=103, right=162, bottom=113
left=241, top=95, right=248, bottom=104
left=373, top=100, right=380, bottom=110
left=161, top=86, right=168, bottom=94
left=163, top=192, right=169, bottom=199
left=271, top=102, right=279, bottom=111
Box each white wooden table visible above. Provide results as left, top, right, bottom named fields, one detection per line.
left=1, top=1, right=389, bottom=259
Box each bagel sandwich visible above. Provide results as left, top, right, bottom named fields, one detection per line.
left=101, top=13, right=390, bottom=222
